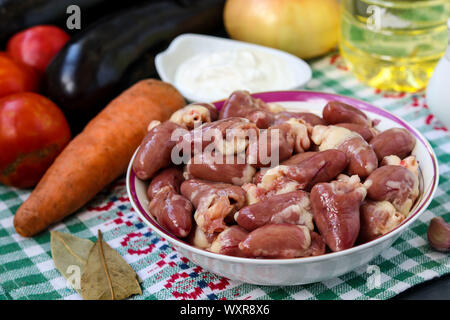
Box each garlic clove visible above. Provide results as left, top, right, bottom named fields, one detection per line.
left=427, top=217, right=450, bottom=252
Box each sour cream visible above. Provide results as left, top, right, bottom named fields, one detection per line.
left=174, top=49, right=297, bottom=102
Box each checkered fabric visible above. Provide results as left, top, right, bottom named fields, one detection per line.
left=0, top=52, right=449, bottom=300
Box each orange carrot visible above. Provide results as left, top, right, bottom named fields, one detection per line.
left=14, top=79, right=185, bottom=237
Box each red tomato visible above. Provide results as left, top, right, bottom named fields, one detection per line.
left=0, top=53, right=39, bottom=99
left=0, top=93, right=71, bottom=188
left=7, top=25, right=70, bottom=73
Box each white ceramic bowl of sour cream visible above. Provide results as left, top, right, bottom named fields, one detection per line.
left=155, top=34, right=312, bottom=102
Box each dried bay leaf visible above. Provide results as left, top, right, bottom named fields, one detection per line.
left=50, top=231, right=95, bottom=294
left=81, top=230, right=142, bottom=300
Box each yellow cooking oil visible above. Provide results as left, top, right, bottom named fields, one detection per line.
left=340, top=0, right=450, bottom=92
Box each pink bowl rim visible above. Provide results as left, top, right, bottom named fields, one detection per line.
left=126, top=90, right=439, bottom=265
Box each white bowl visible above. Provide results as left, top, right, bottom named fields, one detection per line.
left=155, top=34, right=312, bottom=102
left=126, top=91, right=439, bottom=286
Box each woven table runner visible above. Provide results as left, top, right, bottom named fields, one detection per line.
left=0, top=52, right=449, bottom=300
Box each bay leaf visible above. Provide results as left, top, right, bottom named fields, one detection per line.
left=80, top=230, right=142, bottom=300
left=50, top=231, right=94, bottom=295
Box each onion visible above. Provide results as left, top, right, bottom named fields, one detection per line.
left=224, top=0, right=340, bottom=59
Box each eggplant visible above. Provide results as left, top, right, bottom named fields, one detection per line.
left=43, top=0, right=225, bottom=132
left=1, top=0, right=101, bottom=43
left=0, top=0, right=159, bottom=44
left=117, top=26, right=229, bottom=92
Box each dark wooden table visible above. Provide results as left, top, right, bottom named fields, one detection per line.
left=394, top=274, right=450, bottom=300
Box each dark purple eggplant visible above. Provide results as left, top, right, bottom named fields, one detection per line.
left=42, top=0, right=225, bottom=132
left=117, top=26, right=228, bottom=92
left=0, top=0, right=156, bottom=44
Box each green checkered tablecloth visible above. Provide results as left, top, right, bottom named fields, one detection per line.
left=0, top=52, right=449, bottom=300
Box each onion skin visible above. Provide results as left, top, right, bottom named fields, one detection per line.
left=224, top=0, right=340, bottom=59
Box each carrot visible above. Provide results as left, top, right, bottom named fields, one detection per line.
left=14, top=79, right=185, bottom=237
